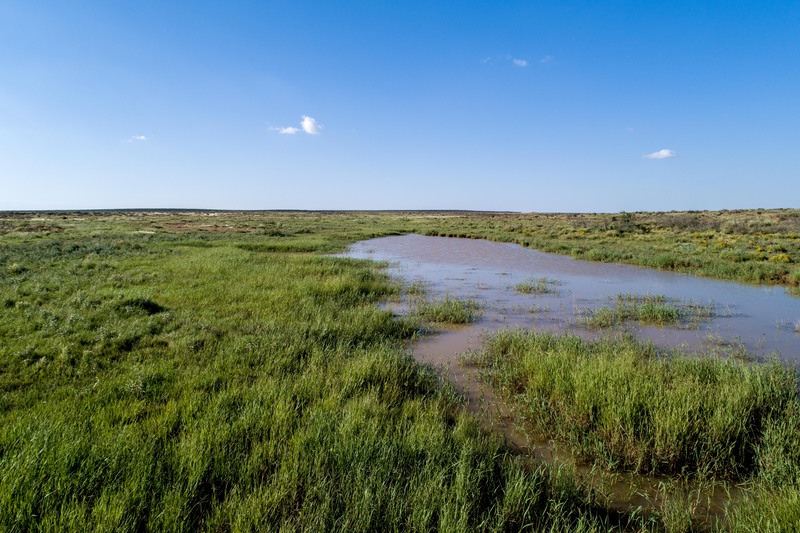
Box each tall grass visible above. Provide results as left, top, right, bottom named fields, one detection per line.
left=4, top=210, right=800, bottom=530
left=468, top=330, right=800, bottom=480
left=0, top=215, right=648, bottom=531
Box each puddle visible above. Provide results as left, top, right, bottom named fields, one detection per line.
left=345, top=234, right=800, bottom=361
left=342, top=234, right=799, bottom=522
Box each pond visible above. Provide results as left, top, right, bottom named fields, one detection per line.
left=345, top=234, right=800, bottom=362
left=344, top=233, right=800, bottom=519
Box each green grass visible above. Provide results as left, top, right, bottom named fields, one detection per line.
left=467, top=329, right=800, bottom=481
left=417, top=208, right=800, bottom=290
left=514, top=277, right=562, bottom=295
left=3, top=209, right=800, bottom=530
left=580, top=293, right=717, bottom=328
left=415, top=296, right=482, bottom=324
left=0, top=212, right=654, bottom=532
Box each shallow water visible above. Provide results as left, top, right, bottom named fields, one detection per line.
left=345, top=234, right=800, bottom=361
left=343, top=234, right=797, bottom=520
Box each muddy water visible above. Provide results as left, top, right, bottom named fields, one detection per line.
left=346, top=234, right=800, bottom=360
left=344, top=234, right=799, bottom=520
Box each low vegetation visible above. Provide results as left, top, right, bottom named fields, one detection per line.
left=467, top=329, right=800, bottom=527
left=468, top=330, right=798, bottom=479
left=0, top=211, right=650, bottom=532
left=580, top=293, right=717, bottom=328
left=415, top=296, right=483, bottom=324
left=418, top=209, right=800, bottom=291
left=2, top=209, right=799, bottom=531
left=514, top=277, right=562, bottom=295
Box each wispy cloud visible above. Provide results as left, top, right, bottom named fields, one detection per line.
left=300, top=115, right=322, bottom=135
left=272, top=116, right=322, bottom=136
left=481, top=55, right=536, bottom=68
left=126, top=134, right=150, bottom=143
left=539, top=55, right=554, bottom=65
left=643, top=149, right=677, bottom=159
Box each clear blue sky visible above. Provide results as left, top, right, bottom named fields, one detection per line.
left=2, top=1, right=799, bottom=212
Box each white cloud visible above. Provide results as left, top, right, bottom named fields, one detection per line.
left=300, top=115, right=322, bottom=135
left=127, top=135, right=149, bottom=142
left=512, top=58, right=528, bottom=67
left=643, top=149, right=677, bottom=159
left=272, top=116, right=322, bottom=136
left=539, top=55, right=554, bottom=64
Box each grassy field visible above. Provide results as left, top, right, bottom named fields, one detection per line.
left=1, top=209, right=799, bottom=531
left=0, top=211, right=654, bottom=532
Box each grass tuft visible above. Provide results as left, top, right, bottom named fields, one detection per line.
left=415, top=296, right=482, bottom=324
left=513, top=277, right=562, bottom=295
left=580, top=293, right=717, bottom=328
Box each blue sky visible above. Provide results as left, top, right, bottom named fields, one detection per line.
left=1, top=1, right=799, bottom=212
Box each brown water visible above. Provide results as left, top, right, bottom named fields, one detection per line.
left=343, top=234, right=799, bottom=521
left=346, top=234, right=800, bottom=361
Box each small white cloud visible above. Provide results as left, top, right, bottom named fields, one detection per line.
left=512, top=58, right=528, bottom=67
left=127, top=135, right=149, bottom=142
left=272, top=116, right=323, bottom=136
left=643, top=149, right=677, bottom=159
left=300, top=115, right=322, bottom=135
left=539, top=55, right=554, bottom=64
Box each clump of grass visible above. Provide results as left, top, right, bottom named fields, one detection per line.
left=415, top=296, right=482, bottom=324
left=404, top=280, right=427, bottom=297
left=513, top=276, right=561, bottom=295
left=468, top=329, right=800, bottom=480
left=581, top=293, right=716, bottom=328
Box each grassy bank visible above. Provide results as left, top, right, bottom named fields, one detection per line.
left=468, top=330, right=799, bottom=478
left=417, top=209, right=800, bottom=290
left=467, top=329, right=800, bottom=527
left=1, top=213, right=650, bottom=531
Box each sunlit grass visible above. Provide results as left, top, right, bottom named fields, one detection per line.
left=513, top=276, right=562, bottom=295
left=3, top=209, right=800, bottom=530
left=415, top=296, right=482, bottom=324
left=0, top=213, right=645, bottom=531
left=467, top=329, right=800, bottom=480
left=580, top=293, right=717, bottom=328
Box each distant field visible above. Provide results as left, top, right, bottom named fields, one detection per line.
left=1, top=210, right=799, bottom=531
left=4, top=208, right=797, bottom=290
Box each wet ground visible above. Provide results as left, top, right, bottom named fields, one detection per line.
left=345, top=234, right=800, bottom=361
left=343, top=234, right=799, bottom=521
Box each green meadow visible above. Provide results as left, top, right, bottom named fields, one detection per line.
left=1, top=210, right=799, bottom=531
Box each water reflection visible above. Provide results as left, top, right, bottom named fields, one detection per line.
left=346, top=234, right=800, bottom=361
